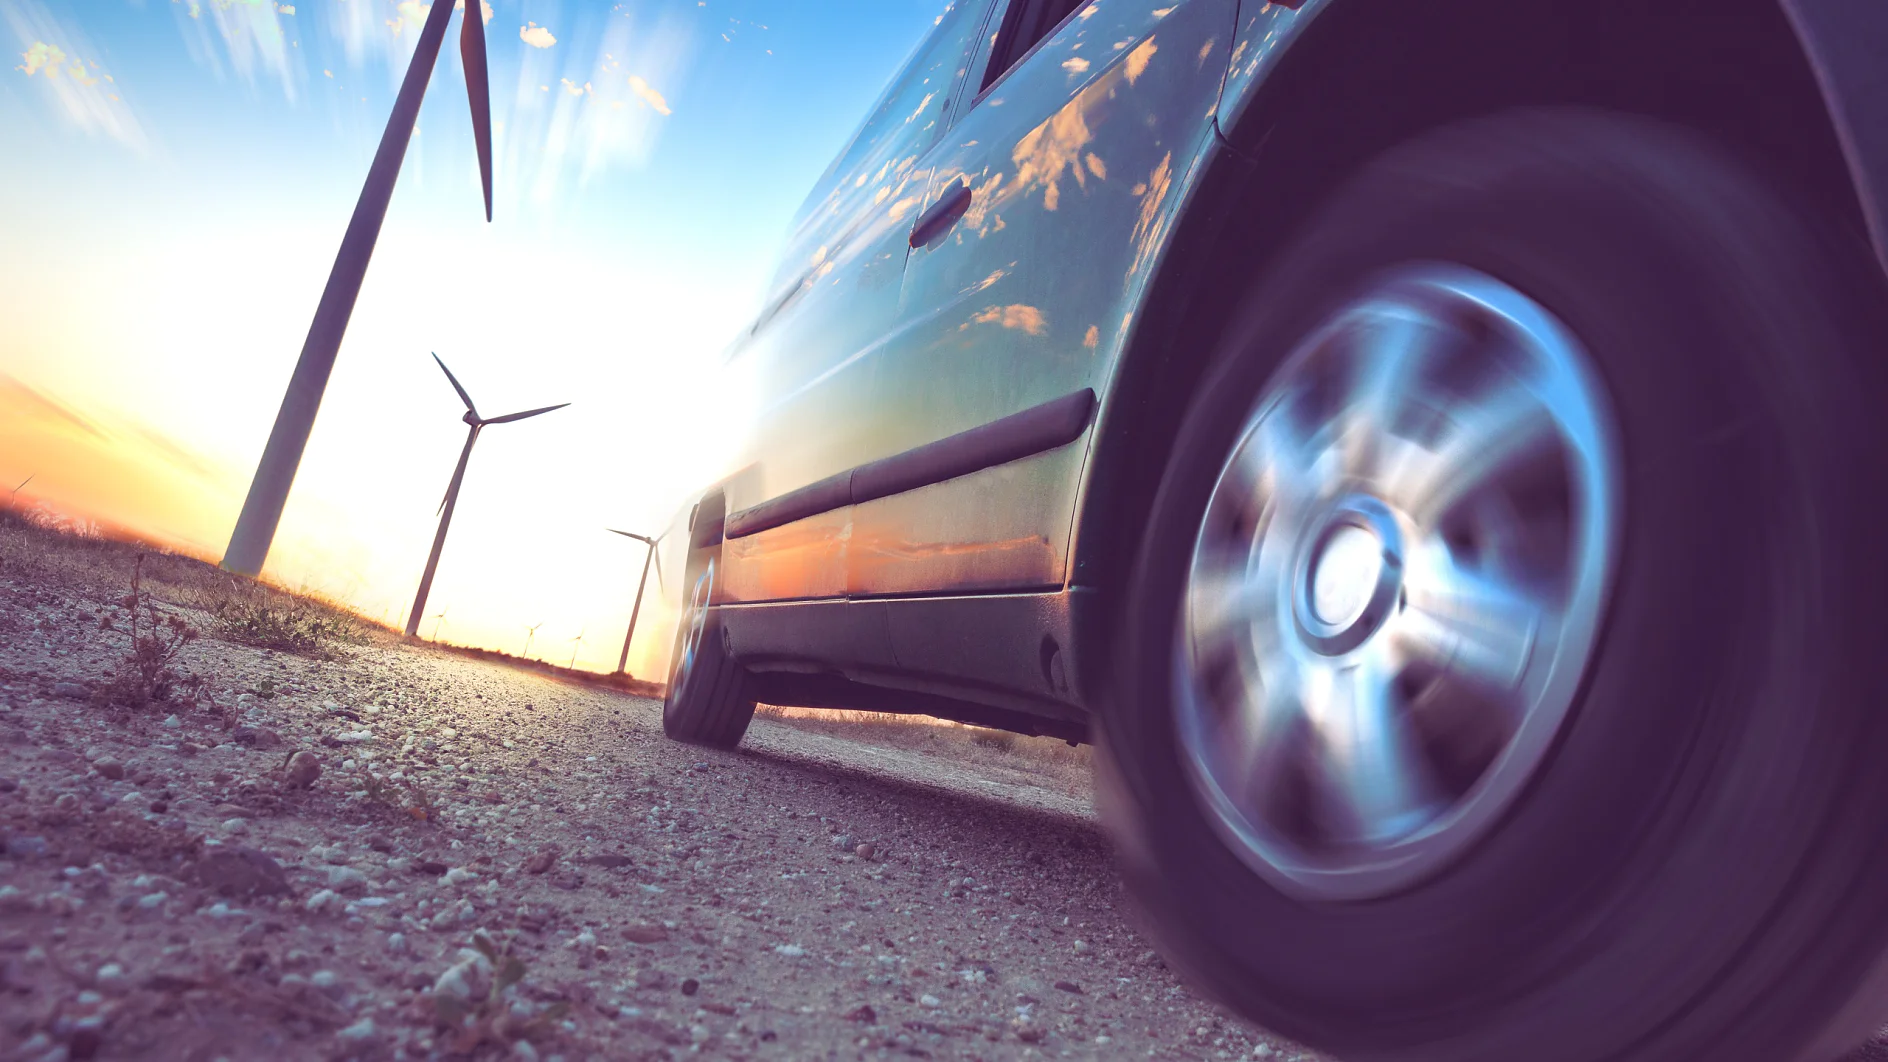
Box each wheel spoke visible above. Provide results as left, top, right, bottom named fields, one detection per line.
left=1185, top=564, right=1270, bottom=658
left=1339, top=308, right=1434, bottom=478
left=1304, top=659, right=1438, bottom=845
left=1392, top=379, right=1556, bottom=524
left=1395, top=546, right=1553, bottom=698
left=1218, top=670, right=1306, bottom=817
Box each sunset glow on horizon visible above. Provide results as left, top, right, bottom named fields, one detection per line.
left=1, top=0, right=947, bottom=675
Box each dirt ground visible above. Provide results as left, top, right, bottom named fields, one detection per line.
left=0, top=518, right=1327, bottom=1062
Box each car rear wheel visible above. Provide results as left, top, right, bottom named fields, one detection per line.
left=662, top=553, right=755, bottom=748
left=1101, top=108, right=1888, bottom=1062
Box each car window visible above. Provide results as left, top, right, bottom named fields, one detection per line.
left=980, top=0, right=1091, bottom=93
left=787, top=1, right=985, bottom=242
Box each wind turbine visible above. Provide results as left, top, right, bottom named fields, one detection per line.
left=404, top=353, right=568, bottom=637
left=9, top=474, right=33, bottom=501
left=568, top=628, right=586, bottom=670
left=431, top=608, right=449, bottom=642
left=523, top=622, right=543, bottom=659
left=607, top=528, right=667, bottom=676
left=221, top=0, right=495, bottom=578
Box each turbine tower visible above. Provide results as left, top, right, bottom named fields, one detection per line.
left=221, top=0, right=495, bottom=577
left=404, top=354, right=567, bottom=637
left=608, top=528, right=666, bottom=676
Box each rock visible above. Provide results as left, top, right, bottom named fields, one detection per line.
left=622, top=925, right=668, bottom=945
left=1053, top=980, right=1082, bottom=994
left=511, top=1039, right=540, bottom=1062
left=580, top=853, right=632, bottom=869
left=386, top=932, right=408, bottom=954
left=336, top=1017, right=376, bottom=1043
left=6, top=836, right=49, bottom=860
left=92, top=758, right=125, bottom=781
left=304, top=889, right=341, bottom=915
left=94, top=962, right=130, bottom=993
left=433, top=955, right=492, bottom=1003
left=327, top=866, right=369, bottom=893
left=282, top=751, right=322, bottom=789
left=333, top=730, right=373, bottom=744
left=0, top=777, right=17, bottom=792
left=443, top=867, right=479, bottom=886
left=1015, top=1024, right=1046, bottom=1044
left=416, top=860, right=449, bottom=876
left=320, top=845, right=350, bottom=865
left=52, top=682, right=88, bottom=700
left=161, top=715, right=181, bottom=729
left=38, top=748, right=78, bottom=764
left=0, top=886, right=34, bottom=913
left=136, top=892, right=168, bottom=911
left=920, top=994, right=941, bottom=1008
left=855, top=843, right=875, bottom=860
left=195, top=848, right=290, bottom=897
left=524, top=847, right=560, bottom=875
left=1072, top=939, right=1089, bottom=953
left=773, top=944, right=805, bottom=958
left=844, top=1004, right=877, bottom=1024
left=231, top=727, right=283, bottom=750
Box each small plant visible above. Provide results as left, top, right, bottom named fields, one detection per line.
left=210, top=594, right=359, bottom=657
left=970, top=729, right=1017, bottom=751
left=352, top=763, right=439, bottom=823
left=431, top=930, right=570, bottom=1053
left=95, top=555, right=204, bottom=712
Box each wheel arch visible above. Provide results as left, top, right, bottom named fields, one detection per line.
left=1068, top=0, right=1888, bottom=698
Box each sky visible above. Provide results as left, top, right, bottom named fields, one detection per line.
left=0, top=0, right=949, bottom=676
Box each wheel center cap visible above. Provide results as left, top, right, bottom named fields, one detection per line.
left=1295, top=497, right=1404, bottom=655
left=1310, top=524, right=1383, bottom=628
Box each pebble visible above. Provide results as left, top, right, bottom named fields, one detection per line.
left=94, top=962, right=130, bottom=993
left=320, top=845, right=350, bottom=865
left=524, top=847, right=560, bottom=875
left=511, top=1040, right=540, bottom=1062
left=136, top=892, right=168, bottom=910
left=283, top=751, right=322, bottom=789
left=336, top=1017, right=376, bottom=1042
left=0, top=886, right=34, bottom=913
left=92, top=757, right=124, bottom=780
left=195, top=847, right=290, bottom=897
left=855, top=843, right=875, bottom=860
left=232, top=726, right=284, bottom=750
left=327, top=866, right=369, bottom=893
left=7, top=836, right=49, bottom=859
left=622, top=924, right=668, bottom=944
left=304, top=889, right=341, bottom=915
left=774, top=944, right=805, bottom=958
left=386, top=932, right=408, bottom=954
left=51, top=682, right=88, bottom=700
left=161, top=715, right=181, bottom=729
left=443, top=867, right=479, bottom=886
left=844, top=1004, right=877, bottom=1023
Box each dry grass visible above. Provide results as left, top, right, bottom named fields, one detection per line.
left=754, top=704, right=1094, bottom=795
left=0, top=504, right=383, bottom=659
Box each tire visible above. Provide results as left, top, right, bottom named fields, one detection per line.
left=1100, top=108, right=1888, bottom=1062
left=662, top=548, right=756, bottom=748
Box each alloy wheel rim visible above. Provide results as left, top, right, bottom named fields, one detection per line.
left=674, top=558, right=715, bottom=693
left=1174, top=265, right=1620, bottom=901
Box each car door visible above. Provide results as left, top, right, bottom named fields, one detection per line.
left=849, top=0, right=1236, bottom=599
left=716, top=0, right=991, bottom=609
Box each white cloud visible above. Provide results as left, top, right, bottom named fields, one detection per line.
left=627, top=74, right=670, bottom=116
left=452, top=0, right=493, bottom=25
left=3, top=0, right=145, bottom=148
left=520, top=22, right=555, bottom=48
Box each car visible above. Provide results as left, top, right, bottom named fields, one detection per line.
left=656, top=1, right=1888, bottom=1059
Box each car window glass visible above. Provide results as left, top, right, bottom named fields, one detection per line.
left=785, top=1, right=984, bottom=248
left=980, top=0, right=1090, bottom=92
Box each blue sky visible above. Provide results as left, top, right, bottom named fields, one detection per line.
left=0, top=0, right=948, bottom=671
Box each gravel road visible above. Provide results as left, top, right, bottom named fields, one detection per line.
left=0, top=561, right=1323, bottom=1062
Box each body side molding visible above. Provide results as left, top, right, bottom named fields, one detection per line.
left=725, top=388, right=1096, bottom=540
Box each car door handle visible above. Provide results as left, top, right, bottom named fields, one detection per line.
left=909, top=179, right=973, bottom=248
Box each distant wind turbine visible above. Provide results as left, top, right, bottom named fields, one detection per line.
left=568, top=628, right=586, bottom=670
left=431, top=608, right=449, bottom=642
left=523, top=622, right=544, bottom=659
left=607, top=528, right=667, bottom=676
left=9, top=474, right=34, bottom=501
left=221, top=0, right=495, bottom=578
left=404, top=354, right=568, bottom=637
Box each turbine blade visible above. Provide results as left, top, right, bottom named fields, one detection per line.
left=484, top=402, right=569, bottom=424
left=432, top=352, right=479, bottom=418
left=607, top=528, right=654, bottom=544
left=459, top=1, right=494, bottom=222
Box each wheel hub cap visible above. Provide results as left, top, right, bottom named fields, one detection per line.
left=1174, top=265, right=1620, bottom=901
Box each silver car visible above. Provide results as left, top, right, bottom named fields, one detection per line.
left=660, top=1, right=1888, bottom=1058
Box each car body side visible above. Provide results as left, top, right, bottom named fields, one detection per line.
left=659, top=0, right=1888, bottom=741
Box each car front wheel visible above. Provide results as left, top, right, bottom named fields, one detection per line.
left=1102, top=108, right=1888, bottom=1062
